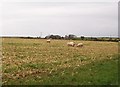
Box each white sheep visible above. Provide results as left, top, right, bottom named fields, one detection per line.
left=67, top=42, right=75, bottom=47
left=47, top=39, right=51, bottom=43
left=76, top=43, right=83, bottom=47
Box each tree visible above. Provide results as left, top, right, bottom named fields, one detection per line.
left=45, top=35, right=62, bottom=39
left=81, top=36, right=84, bottom=40
left=68, top=34, right=76, bottom=39
left=64, top=35, right=69, bottom=40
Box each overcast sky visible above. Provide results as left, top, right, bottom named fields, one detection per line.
left=1, top=0, right=119, bottom=37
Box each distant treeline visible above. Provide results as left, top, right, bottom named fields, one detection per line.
left=2, top=34, right=120, bottom=42
left=73, top=37, right=119, bottom=42
left=44, top=34, right=119, bottom=42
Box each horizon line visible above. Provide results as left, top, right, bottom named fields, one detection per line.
left=0, top=35, right=119, bottom=38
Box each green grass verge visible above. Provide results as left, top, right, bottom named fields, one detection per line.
left=4, top=55, right=118, bottom=85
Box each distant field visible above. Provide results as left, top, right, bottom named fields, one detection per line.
left=2, top=38, right=119, bottom=85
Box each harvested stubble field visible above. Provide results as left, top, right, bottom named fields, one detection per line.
left=2, top=38, right=119, bottom=85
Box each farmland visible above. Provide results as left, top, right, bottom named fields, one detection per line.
left=2, top=38, right=119, bottom=85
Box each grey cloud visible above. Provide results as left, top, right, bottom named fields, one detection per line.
left=2, top=2, right=118, bottom=37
